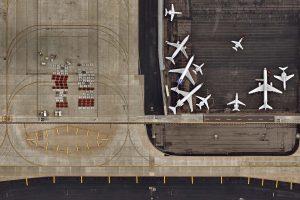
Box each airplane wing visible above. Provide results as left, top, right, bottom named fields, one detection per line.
left=267, top=84, right=282, bottom=94
left=166, top=42, right=179, bottom=48
left=172, top=88, right=189, bottom=97
left=231, top=41, right=238, bottom=45
left=286, top=74, right=294, bottom=81
left=181, top=47, right=188, bottom=59
left=227, top=100, right=236, bottom=105
left=169, top=68, right=185, bottom=74
left=274, top=75, right=283, bottom=82
left=196, top=96, right=205, bottom=101
left=187, top=96, right=193, bottom=112
left=249, top=84, right=264, bottom=94
left=204, top=101, right=209, bottom=109
left=185, top=70, right=195, bottom=85
left=236, top=100, right=246, bottom=106
left=171, top=4, right=175, bottom=12
left=170, top=13, right=175, bottom=21
left=169, top=68, right=195, bottom=85
left=239, top=44, right=244, bottom=50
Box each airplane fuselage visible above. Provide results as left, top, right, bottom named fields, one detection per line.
left=178, top=56, right=194, bottom=85
left=281, top=72, right=287, bottom=90
left=263, top=68, right=268, bottom=107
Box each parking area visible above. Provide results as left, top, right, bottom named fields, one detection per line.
left=152, top=123, right=298, bottom=155
left=5, top=0, right=133, bottom=121
left=163, top=0, right=300, bottom=114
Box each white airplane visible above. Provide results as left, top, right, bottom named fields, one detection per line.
left=169, top=83, right=203, bottom=114
left=165, top=35, right=189, bottom=65
left=273, top=66, right=294, bottom=91
left=192, top=63, right=205, bottom=75
left=165, top=4, right=182, bottom=22
left=227, top=93, right=246, bottom=112
left=168, top=56, right=204, bottom=86
left=249, top=68, right=282, bottom=110
left=196, top=94, right=211, bottom=110
left=231, top=37, right=244, bottom=51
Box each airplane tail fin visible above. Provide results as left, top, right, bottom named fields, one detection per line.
left=232, top=107, right=240, bottom=112
left=165, top=57, right=175, bottom=65
left=279, top=66, right=288, bottom=71
left=169, top=106, right=177, bottom=114
left=196, top=103, right=202, bottom=110
left=165, top=9, right=168, bottom=16
left=232, top=47, right=238, bottom=51
left=259, top=103, right=273, bottom=110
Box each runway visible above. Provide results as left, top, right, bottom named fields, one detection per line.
left=1, top=177, right=300, bottom=200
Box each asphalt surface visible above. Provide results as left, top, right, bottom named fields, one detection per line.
left=164, top=0, right=300, bottom=114
left=1, top=177, right=300, bottom=200
left=152, top=124, right=298, bottom=155
left=139, top=0, right=164, bottom=115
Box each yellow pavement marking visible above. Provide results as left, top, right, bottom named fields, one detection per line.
left=25, top=177, right=28, bottom=186
left=191, top=176, right=194, bottom=184
left=76, top=128, right=79, bottom=135
left=56, top=145, right=60, bottom=152
left=108, top=176, right=111, bottom=184
left=248, top=177, right=250, bottom=185
left=53, top=176, right=56, bottom=184
left=276, top=180, right=278, bottom=188
left=80, top=176, right=83, bottom=184
left=136, top=176, right=139, bottom=184
left=290, top=181, right=293, bottom=190
left=163, top=176, right=166, bottom=184
left=261, top=179, right=264, bottom=187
